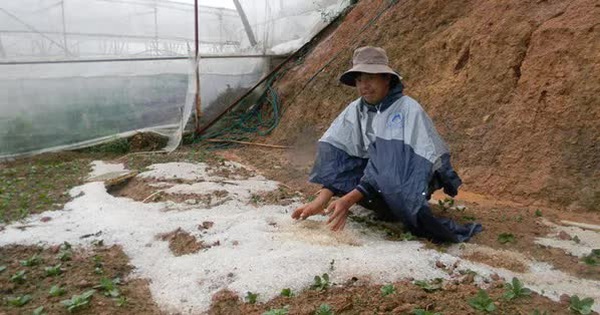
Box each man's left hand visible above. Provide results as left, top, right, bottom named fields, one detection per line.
left=326, top=198, right=353, bottom=231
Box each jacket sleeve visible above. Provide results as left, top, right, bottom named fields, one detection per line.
left=309, top=142, right=368, bottom=197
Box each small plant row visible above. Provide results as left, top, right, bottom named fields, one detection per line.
left=2, top=242, right=128, bottom=312
left=248, top=274, right=595, bottom=315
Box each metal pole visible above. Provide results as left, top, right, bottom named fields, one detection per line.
left=194, top=0, right=202, bottom=134
left=154, top=2, right=159, bottom=55
left=61, top=0, right=68, bottom=57
left=0, top=35, right=6, bottom=58
left=232, top=0, right=257, bottom=46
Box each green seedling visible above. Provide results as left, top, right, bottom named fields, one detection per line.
left=412, top=309, right=442, bottom=315
left=438, top=198, right=455, bottom=211
left=573, top=236, right=581, bottom=244
left=280, top=288, right=293, bottom=297
left=381, top=284, right=395, bottom=296
left=531, top=309, right=548, bottom=315
left=498, top=232, right=516, bottom=244
left=6, top=294, right=32, bottom=307
left=263, top=307, right=289, bottom=315
left=10, top=270, right=26, bottom=284
left=115, top=296, right=127, bottom=307
left=400, top=232, right=417, bottom=241
left=569, top=295, right=594, bottom=315
left=94, top=277, right=121, bottom=297
left=20, top=254, right=42, bottom=267
left=468, top=289, right=496, bottom=313
left=581, top=249, right=600, bottom=266
left=514, top=215, right=523, bottom=223
left=0, top=265, right=6, bottom=273
left=534, top=209, right=543, bottom=217
left=49, top=285, right=67, bottom=297
left=45, top=263, right=63, bottom=277
left=61, top=290, right=95, bottom=312
left=245, top=291, right=259, bottom=304
left=33, top=306, right=46, bottom=315
left=462, top=215, right=477, bottom=221
left=311, top=273, right=330, bottom=291
left=315, top=303, right=334, bottom=315
left=503, top=277, right=532, bottom=300
left=60, top=241, right=72, bottom=250
left=57, top=250, right=72, bottom=261
left=414, top=278, right=443, bottom=293
left=91, top=239, right=104, bottom=247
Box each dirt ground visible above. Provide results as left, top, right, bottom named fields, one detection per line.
left=1, top=144, right=598, bottom=314
left=0, top=244, right=161, bottom=315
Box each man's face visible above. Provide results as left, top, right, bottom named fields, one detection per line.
left=355, top=73, right=391, bottom=105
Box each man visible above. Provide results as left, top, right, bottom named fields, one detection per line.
left=291, top=46, right=481, bottom=243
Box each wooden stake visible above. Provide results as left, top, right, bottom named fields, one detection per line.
left=205, top=139, right=290, bottom=149
left=560, top=220, right=600, bottom=232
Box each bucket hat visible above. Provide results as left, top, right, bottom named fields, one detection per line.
left=339, top=46, right=402, bottom=87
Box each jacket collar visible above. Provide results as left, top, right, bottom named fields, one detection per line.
left=360, top=84, right=403, bottom=113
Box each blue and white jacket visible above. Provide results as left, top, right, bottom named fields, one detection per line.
left=309, top=86, right=481, bottom=242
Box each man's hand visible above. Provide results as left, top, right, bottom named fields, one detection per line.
left=292, top=188, right=334, bottom=220
left=325, top=198, right=352, bottom=231
left=326, top=189, right=364, bottom=232
left=292, top=201, right=325, bottom=220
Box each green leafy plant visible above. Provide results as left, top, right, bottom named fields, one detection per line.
left=280, top=288, right=293, bottom=297
left=412, top=309, right=442, bottom=315
left=569, top=295, right=594, bottom=315
left=311, top=273, right=330, bottom=291
left=10, top=270, right=26, bottom=284
left=498, top=233, right=516, bottom=244
left=414, top=278, right=443, bottom=293
left=381, top=284, right=395, bottom=296
left=263, top=307, right=289, bottom=315
left=95, top=277, right=121, bottom=297
left=245, top=291, right=259, bottom=304
left=61, top=290, right=95, bottom=312
left=503, top=277, right=532, bottom=300
left=115, top=296, right=127, bottom=307
left=57, top=250, right=72, bottom=261
left=315, top=303, right=334, bottom=315
left=20, top=254, right=42, bottom=267
left=45, top=263, right=63, bottom=277
left=0, top=265, right=6, bottom=273
left=50, top=284, right=67, bottom=297
left=468, top=289, right=496, bottom=313
left=581, top=249, right=600, bottom=266
left=400, top=232, right=417, bottom=241
left=462, top=215, right=477, bottom=221
left=6, top=294, right=32, bottom=307
left=534, top=209, right=543, bottom=217
left=573, top=236, right=581, bottom=244
left=33, top=306, right=46, bottom=315
left=438, top=198, right=455, bottom=211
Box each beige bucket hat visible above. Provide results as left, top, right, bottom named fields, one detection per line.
left=339, top=46, right=403, bottom=87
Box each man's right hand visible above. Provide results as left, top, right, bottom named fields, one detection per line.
left=291, top=188, right=334, bottom=220
left=291, top=201, right=325, bottom=220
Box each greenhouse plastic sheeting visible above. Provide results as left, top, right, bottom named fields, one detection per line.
left=0, top=0, right=351, bottom=159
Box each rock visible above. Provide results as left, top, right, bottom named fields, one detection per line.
left=560, top=294, right=570, bottom=304
left=435, top=261, right=446, bottom=269
left=490, top=273, right=501, bottom=281
left=77, top=280, right=92, bottom=288
left=40, top=216, right=52, bottom=222
left=557, top=231, right=571, bottom=240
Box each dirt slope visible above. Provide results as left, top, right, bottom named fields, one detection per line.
left=269, top=0, right=600, bottom=210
